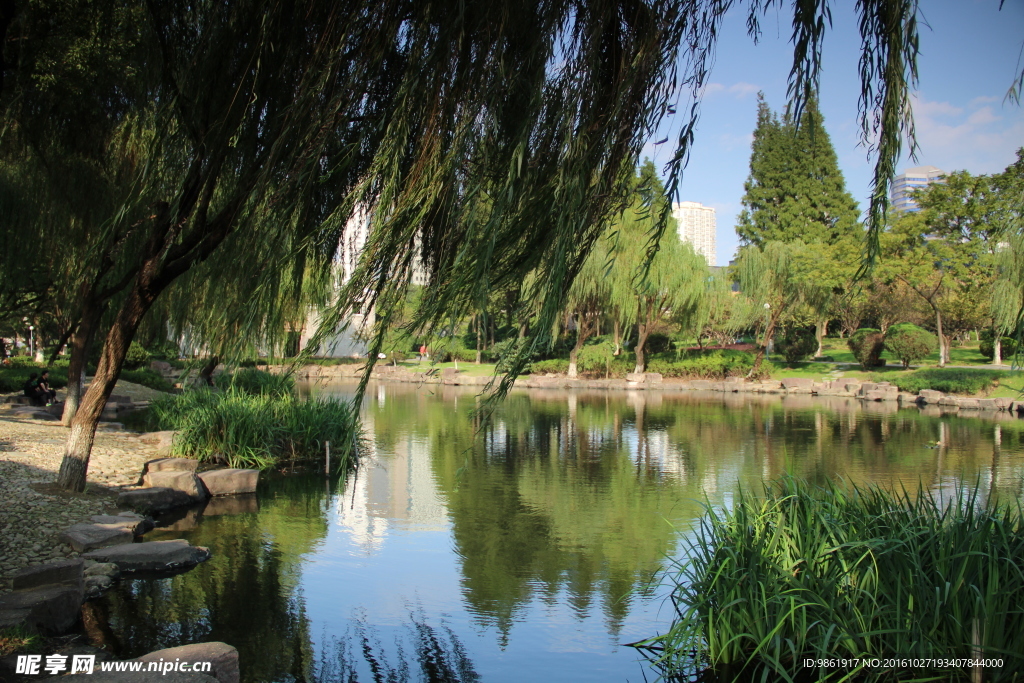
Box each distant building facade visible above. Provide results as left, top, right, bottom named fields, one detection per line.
left=890, top=165, right=946, bottom=213
left=672, top=201, right=716, bottom=265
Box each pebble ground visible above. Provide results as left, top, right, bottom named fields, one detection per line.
left=0, top=386, right=162, bottom=593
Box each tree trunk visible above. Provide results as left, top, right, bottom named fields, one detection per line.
left=199, top=355, right=219, bottom=386
left=612, top=318, right=621, bottom=356
left=633, top=303, right=650, bottom=374
left=61, top=306, right=102, bottom=427
left=568, top=316, right=584, bottom=379
left=815, top=319, right=827, bottom=358
left=57, top=284, right=152, bottom=491
left=748, top=313, right=779, bottom=378
left=993, top=333, right=1002, bottom=366
left=935, top=308, right=947, bottom=367
left=48, top=325, right=76, bottom=365
left=475, top=314, right=482, bottom=365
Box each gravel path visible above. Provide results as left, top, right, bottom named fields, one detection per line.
left=0, top=414, right=162, bottom=593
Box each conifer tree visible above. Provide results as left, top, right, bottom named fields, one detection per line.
left=737, top=95, right=861, bottom=247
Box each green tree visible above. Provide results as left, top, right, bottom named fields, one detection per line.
left=605, top=162, right=708, bottom=373
left=736, top=95, right=861, bottom=247
left=733, top=241, right=807, bottom=376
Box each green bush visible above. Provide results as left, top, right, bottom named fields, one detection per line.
left=884, top=323, right=937, bottom=368
left=775, top=327, right=817, bottom=364
left=0, top=364, right=69, bottom=393
left=647, top=349, right=755, bottom=379
left=979, top=329, right=1019, bottom=360
left=529, top=359, right=569, bottom=374
left=215, top=368, right=294, bottom=396
left=848, top=328, right=885, bottom=370
left=119, top=368, right=174, bottom=392
left=884, top=368, right=1010, bottom=395
left=124, top=341, right=151, bottom=370
left=643, top=332, right=673, bottom=354
left=147, top=387, right=359, bottom=470
left=636, top=478, right=1024, bottom=681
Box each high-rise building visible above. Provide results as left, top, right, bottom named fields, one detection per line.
left=890, top=165, right=945, bottom=213
left=672, top=201, right=716, bottom=265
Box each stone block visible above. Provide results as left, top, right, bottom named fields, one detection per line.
left=781, top=377, right=813, bottom=389
left=864, top=390, right=888, bottom=401
left=135, top=642, right=239, bottom=683
left=199, top=469, right=259, bottom=496
left=90, top=513, right=153, bottom=536
left=690, top=380, right=711, bottom=390
left=625, top=372, right=645, bottom=383
left=897, top=392, right=919, bottom=404
left=141, top=457, right=201, bottom=478
left=143, top=470, right=207, bottom=502
left=938, top=396, right=960, bottom=407
left=83, top=540, right=211, bottom=573
left=60, top=523, right=134, bottom=553
left=84, top=574, right=114, bottom=599
left=138, top=430, right=178, bottom=457
left=31, top=411, right=60, bottom=421
left=993, top=398, right=1012, bottom=410
left=83, top=562, right=121, bottom=581
left=645, top=372, right=663, bottom=384
left=957, top=398, right=980, bottom=410
left=441, top=367, right=460, bottom=378
left=118, top=487, right=193, bottom=514
left=919, top=390, right=943, bottom=404
left=10, top=559, right=83, bottom=592
left=0, top=584, right=83, bottom=635
left=976, top=398, right=999, bottom=411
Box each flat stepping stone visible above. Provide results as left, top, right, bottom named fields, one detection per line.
left=82, top=539, right=210, bottom=573
left=61, top=523, right=134, bottom=552
left=118, top=487, right=193, bottom=514
left=140, top=457, right=199, bottom=476
left=198, top=469, right=259, bottom=496
left=136, top=643, right=239, bottom=683
left=11, top=559, right=83, bottom=591
left=142, top=470, right=207, bottom=501
left=90, top=514, right=154, bottom=536
left=0, top=583, right=83, bottom=635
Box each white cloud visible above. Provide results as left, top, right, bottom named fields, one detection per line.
left=906, top=92, right=1024, bottom=174
left=703, top=82, right=760, bottom=99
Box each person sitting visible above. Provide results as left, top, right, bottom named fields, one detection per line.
left=38, top=370, right=57, bottom=405
left=22, top=372, right=46, bottom=407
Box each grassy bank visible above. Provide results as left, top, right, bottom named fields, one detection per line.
left=637, top=478, right=1024, bottom=682
left=139, top=369, right=358, bottom=471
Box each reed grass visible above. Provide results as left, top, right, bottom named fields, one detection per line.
left=148, top=385, right=357, bottom=471
left=214, top=367, right=295, bottom=397
left=636, top=478, right=1024, bottom=682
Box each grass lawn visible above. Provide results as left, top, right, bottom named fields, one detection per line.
left=395, top=360, right=500, bottom=377
left=818, top=337, right=999, bottom=368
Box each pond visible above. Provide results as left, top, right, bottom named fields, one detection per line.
left=93, top=382, right=1024, bottom=682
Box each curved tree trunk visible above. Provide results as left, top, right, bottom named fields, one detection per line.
left=814, top=319, right=827, bottom=358
left=61, top=305, right=102, bottom=427
left=993, top=333, right=1002, bottom=366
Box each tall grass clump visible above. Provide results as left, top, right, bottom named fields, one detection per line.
left=884, top=368, right=1010, bottom=395
left=637, top=478, right=1024, bottom=682
left=214, top=367, right=295, bottom=397
left=148, top=376, right=356, bottom=471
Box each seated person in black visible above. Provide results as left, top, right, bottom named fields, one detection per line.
left=22, top=372, right=45, bottom=406
left=38, top=370, right=57, bottom=405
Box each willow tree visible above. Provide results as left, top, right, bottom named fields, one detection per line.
left=733, top=241, right=806, bottom=376
left=1, top=0, right=928, bottom=492
left=601, top=162, right=709, bottom=373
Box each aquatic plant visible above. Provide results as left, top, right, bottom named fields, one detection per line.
left=636, top=478, right=1024, bottom=682
left=148, top=388, right=358, bottom=471
left=214, top=367, right=295, bottom=397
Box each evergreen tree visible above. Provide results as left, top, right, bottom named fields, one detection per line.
left=737, top=94, right=861, bottom=247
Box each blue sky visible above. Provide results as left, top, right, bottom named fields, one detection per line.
left=642, top=0, right=1024, bottom=265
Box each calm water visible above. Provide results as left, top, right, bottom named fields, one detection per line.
left=94, top=382, right=1024, bottom=682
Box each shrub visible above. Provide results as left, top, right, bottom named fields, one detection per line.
left=979, top=329, right=1019, bottom=360
left=848, top=328, right=885, bottom=370
left=123, top=341, right=151, bottom=370
left=635, top=478, right=1024, bottom=681
left=147, top=388, right=359, bottom=470
left=119, top=368, right=174, bottom=392
left=644, top=332, right=673, bottom=354
left=529, top=359, right=569, bottom=374
left=884, top=368, right=1010, bottom=395
left=884, top=323, right=937, bottom=368
left=215, top=368, right=294, bottom=397
left=775, top=327, right=817, bottom=364
left=646, top=349, right=756, bottom=379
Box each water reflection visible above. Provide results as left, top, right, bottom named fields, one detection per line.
left=96, top=382, right=1024, bottom=682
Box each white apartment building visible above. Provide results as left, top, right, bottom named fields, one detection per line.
left=672, top=201, right=716, bottom=265
left=890, top=165, right=946, bottom=213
